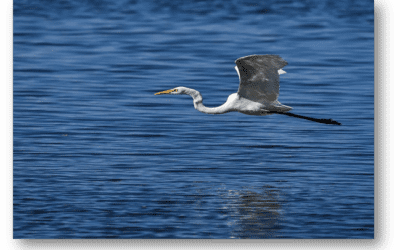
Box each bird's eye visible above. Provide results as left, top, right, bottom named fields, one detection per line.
left=174, top=89, right=178, bottom=92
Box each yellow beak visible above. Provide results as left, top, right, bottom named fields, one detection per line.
left=154, top=89, right=175, bottom=95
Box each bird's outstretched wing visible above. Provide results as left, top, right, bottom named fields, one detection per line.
left=235, top=55, right=287, bottom=105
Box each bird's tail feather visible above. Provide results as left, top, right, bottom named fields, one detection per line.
left=264, top=101, right=292, bottom=112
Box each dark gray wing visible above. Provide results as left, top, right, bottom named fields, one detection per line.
left=235, top=55, right=288, bottom=104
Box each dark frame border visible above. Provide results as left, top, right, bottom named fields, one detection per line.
left=6, top=0, right=394, bottom=250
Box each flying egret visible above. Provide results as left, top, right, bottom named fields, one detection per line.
left=155, top=55, right=340, bottom=125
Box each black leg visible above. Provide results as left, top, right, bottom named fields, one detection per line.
left=269, top=111, right=341, bottom=125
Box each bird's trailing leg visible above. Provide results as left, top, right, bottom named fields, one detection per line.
left=268, top=111, right=341, bottom=125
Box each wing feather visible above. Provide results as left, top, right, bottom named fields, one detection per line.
left=235, top=55, right=287, bottom=104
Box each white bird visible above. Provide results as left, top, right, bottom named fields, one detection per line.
left=155, top=54, right=340, bottom=125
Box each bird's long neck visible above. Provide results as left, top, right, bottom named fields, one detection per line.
left=184, top=88, right=231, bottom=114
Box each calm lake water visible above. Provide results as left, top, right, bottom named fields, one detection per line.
left=13, top=0, right=374, bottom=239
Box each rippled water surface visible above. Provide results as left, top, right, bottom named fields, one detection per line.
left=13, top=0, right=374, bottom=239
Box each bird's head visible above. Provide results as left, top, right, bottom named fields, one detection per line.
left=154, top=87, right=185, bottom=95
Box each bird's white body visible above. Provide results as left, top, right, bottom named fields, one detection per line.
left=185, top=89, right=290, bottom=115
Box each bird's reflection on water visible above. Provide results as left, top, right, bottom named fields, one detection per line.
left=220, top=185, right=283, bottom=239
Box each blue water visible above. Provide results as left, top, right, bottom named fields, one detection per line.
left=13, top=0, right=374, bottom=239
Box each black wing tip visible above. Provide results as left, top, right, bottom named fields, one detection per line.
left=235, top=54, right=288, bottom=68
left=235, top=54, right=285, bottom=61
